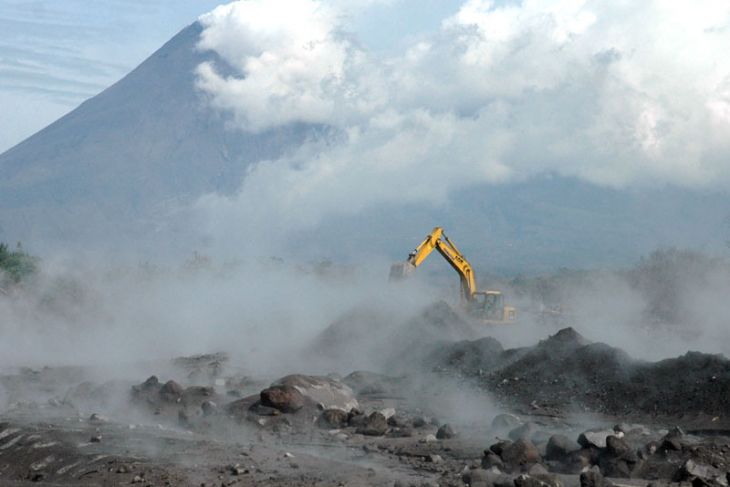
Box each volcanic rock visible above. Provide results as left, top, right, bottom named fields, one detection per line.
left=463, top=468, right=491, bottom=487
left=500, top=439, right=541, bottom=471
left=88, top=413, right=109, bottom=424
left=317, top=409, right=348, bottom=429
left=356, top=412, right=388, bottom=436
left=348, top=410, right=368, bottom=427
left=201, top=400, right=217, bottom=416
left=578, top=429, right=617, bottom=449
left=221, top=394, right=253, bottom=414
left=140, top=376, right=160, bottom=390
left=182, top=385, right=214, bottom=403
left=661, top=427, right=686, bottom=451
left=546, top=434, right=580, bottom=461
left=491, top=440, right=513, bottom=456
left=387, top=415, right=410, bottom=428
left=598, top=457, right=632, bottom=478
left=482, top=452, right=505, bottom=469
left=260, top=385, right=305, bottom=413
left=412, top=416, right=429, bottom=428
left=426, top=454, right=443, bottom=464
left=528, top=464, right=550, bottom=476
left=580, top=467, right=607, bottom=487
left=159, top=380, right=184, bottom=402
left=379, top=408, right=396, bottom=419
left=436, top=423, right=456, bottom=439
left=387, top=427, right=413, bottom=438
left=273, top=375, right=358, bottom=411
left=605, top=435, right=631, bottom=457
left=677, top=459, right=728, bottom=486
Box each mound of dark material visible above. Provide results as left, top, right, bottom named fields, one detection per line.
left=384, top=301, right=478, bottom=363
left=486, top=328, right=636, bottom=414
left=402, top=300, right=477, bottom=341
left=436, top=327, right=730, bottom=417
left=431, top=336, right=503, bottom=373
left=310, top=301, right=477, bottom=371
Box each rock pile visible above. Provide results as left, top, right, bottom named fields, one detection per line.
left=479, top=416, right=730, bottom=487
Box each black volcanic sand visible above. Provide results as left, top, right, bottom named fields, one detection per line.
left=433, top=326, right=730, bottom=420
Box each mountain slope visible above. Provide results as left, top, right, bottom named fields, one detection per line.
left=0, top=22, right=314, bottom=248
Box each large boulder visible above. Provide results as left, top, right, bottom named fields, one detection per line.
left=224, top=394, right=259, bottom=418
left=661, top=426, right=687, bottom=451
left=677, top=459, right=728, bottom=486
left=138, top=376, right=160, bottom=391
left=500, top=439, right=541, bottom=471
left=462, top=468, right=492, bottom=487
left=356, top=412, right=388, bottom=436
left=182, top=386, right=215, bottom=407
left=578, top=429, right=618, bottom=449
left=159, top=380, right=184, bottom=402
left=273, top=375, right=358, bottom=412
left=546, top=434, right=580, bottom=461
left=580, top=467, right=607, bottom=487
left=490, top=440, right=513, bottom=457
left=605, top=435, right=631, bottom=457
left=260, top=385, right=305, bottom=413
left=482, top=452, right=505, bottom=469
left=598, top=435, right=640, bottom=478
left=436, top=423, right=456, bottom=439
left=317, top=409, right=349, bottom=429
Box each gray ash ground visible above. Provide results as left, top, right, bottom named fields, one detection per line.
left=2, top=302, right=730, bottom=486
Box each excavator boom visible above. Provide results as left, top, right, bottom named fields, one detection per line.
left=393, top=227, right=477, bottom=301
left=390, top=226, right=516, bottom=324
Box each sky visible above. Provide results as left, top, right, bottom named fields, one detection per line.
left=0, top=0, right=465, bottom=154
left=0, top=0, right=215, bottom=152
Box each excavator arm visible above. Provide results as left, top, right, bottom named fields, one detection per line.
left=393, top=227, right=478, bottom=301
left=390, top=226, right=517, bottom=324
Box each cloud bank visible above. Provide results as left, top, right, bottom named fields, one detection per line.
left=195, top=0, right=730, bottom=242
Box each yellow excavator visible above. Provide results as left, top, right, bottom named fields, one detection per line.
left=390, top=227, right=517, bottom=324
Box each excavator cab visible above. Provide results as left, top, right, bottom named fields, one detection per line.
left=471, top=291, right=517, bottom=323
left=472, top=291, right=503, bottom=320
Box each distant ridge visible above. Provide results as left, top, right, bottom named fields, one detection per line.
left=0, top=22, right=315, bottom=251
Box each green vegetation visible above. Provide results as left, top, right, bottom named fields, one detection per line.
left=0, top=242, right=39, bottom=287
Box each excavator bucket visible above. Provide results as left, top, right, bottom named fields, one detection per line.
left=389, top=262, right=416, bottom=281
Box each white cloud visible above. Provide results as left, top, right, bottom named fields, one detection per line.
left=196, top=0, right=386, bottom=131
left=194, top=0, right=730, bottom=241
